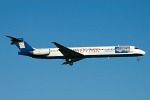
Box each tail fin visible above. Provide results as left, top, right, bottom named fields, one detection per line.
left=5, top=35, right=34, bottom=52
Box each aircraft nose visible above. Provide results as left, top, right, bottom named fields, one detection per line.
left=142, top=51, right=146, bottom=55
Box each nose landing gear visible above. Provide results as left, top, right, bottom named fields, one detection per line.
left=137, top=56, right=140, bottom=61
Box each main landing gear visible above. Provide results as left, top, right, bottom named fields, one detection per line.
left=62, top=58, right=73, bottom=66
left=137, top=56, right=140, bottom=61
left=67, top=58, right=73, bottom=66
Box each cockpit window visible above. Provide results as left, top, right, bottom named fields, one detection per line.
left=134, top=47, right=139, bottom=49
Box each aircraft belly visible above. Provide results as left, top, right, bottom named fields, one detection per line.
left=84, top=53, right=142, bottom=58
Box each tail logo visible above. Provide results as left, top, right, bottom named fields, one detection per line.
left=19, top=42, right=25, bottom=49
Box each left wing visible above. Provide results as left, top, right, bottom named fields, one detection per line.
left=52, top=42, right=84, bottom=65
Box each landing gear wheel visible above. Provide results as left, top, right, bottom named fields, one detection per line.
left=69, top=62, right=73, bottom=66
left=68, top=59, right=72, bottom=62
left=67, top=59, right=73, bottom=66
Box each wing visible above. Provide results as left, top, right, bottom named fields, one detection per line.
left=52, top=42, right=84, bottom=65
left=52, top=42, right=84, bottom=58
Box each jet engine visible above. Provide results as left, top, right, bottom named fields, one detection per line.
left=30, top=49, right=50, bottom=55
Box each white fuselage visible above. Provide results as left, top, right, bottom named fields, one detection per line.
left=28, top=46, right=146, bottom=59
left=6, top=35, right=146, bottom=65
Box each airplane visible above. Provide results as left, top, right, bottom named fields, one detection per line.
left=5, top=35, right=146, bottom=66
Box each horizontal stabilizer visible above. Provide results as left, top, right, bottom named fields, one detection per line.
left=5, top=35, right=23, bottom=42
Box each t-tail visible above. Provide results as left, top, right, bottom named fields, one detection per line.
left=5, top=35, right=34, bottom=55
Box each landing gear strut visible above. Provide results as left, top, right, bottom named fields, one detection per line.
left=137, top=56, right=140, bottom=61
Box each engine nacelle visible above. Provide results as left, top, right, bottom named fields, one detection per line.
left=30, top=49, right=50, bottom=55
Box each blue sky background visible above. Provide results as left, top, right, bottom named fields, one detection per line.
left=0, top=0, right=150, bottom=100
